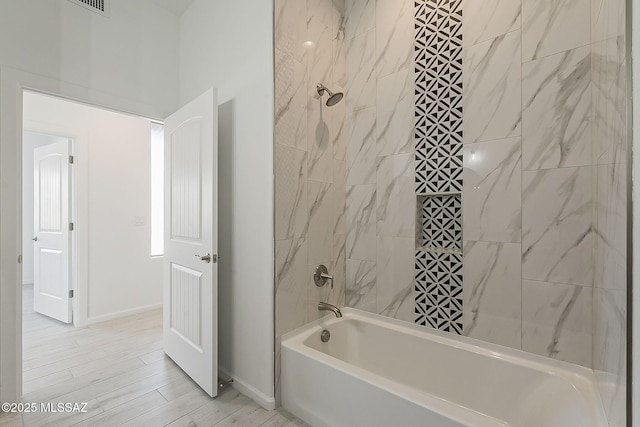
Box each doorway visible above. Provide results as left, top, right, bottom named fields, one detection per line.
left=21, top=91, right=164, bottom=395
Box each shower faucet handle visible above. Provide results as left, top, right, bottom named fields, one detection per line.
left=314, top=264, right=333, bottom=289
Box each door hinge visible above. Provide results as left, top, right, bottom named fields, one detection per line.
left=69, top=155, right=74, bottom=164
left=69, top=222, right=74, bottom=231
left=69, top=289, right=74, bottom=298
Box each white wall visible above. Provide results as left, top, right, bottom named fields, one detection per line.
left=0, top=0, right=179, bottom=117
left=179, top=0, right=275, bottom=408
left=24, top=92, right=163, bottom=323
left=22, top=132, right=68, bottom=285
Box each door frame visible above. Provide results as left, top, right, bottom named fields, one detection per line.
left=0, top=66, right=165, bottom=402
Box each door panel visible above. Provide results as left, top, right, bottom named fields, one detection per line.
left=163, top=89, right=218, bottom=397
left=33, top=140, right=72, bottom=323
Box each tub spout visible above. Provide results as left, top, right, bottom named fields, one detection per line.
left=318, top=302, right=342, bottom=318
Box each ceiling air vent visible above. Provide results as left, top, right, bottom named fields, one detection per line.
left=68, top=0, right=110, bottom=17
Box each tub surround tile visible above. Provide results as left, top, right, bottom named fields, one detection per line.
left=593, top=288, right=626, bottom=425
left=462, top=0, right=521, bottom=47
left=275, top=239, right=309, bottom=337
left=522, top=280, right=592, bottom=367
left=275, top=49, right=308, bottom=151
left=307, top=102, right=333, bottom=183
left=522, top=167, right=593, bottom=286
left=522, top=46, right=591, bottom=170
left=463, top=137, right=521, bottom=243
left=331, top=96, right=347, bottom=161
left=346, top=106, right=377, bottom=185
left=275, top=145, right=309, bottom=241
left=330, top=233, right=347, bottom=308
left=592, top=0, right=625, bottom=42
left=463, top=31, right=521, bottom=144
left=344, top=0, right=374, bottom=40
left=376, top=69, right=414, bottom=157
left=463, top=241, right=522, bottom=349
left=592, top=36, right=626, bottom=165
left=415, top=250, right=464, bottom=335
left=333, top=37, right=347, bottom=90
left=346, top=259, right=377, bottom=313
left=333, top=159, right=346, bottom=236
left=308, top=181, right=334, bottom=265
left=595, top=163, right=626, bottom=292
left=375, top=0, right=413, bottom=77
left=345, top=184, right=376, bottom=261
left=345, top=29, right=376, bottom=112
left=275, top=0, right=308, bottom=64
left=376, top=153, right=415, bottom=238
left=522, top=0, right=590, bottom=62
left=377, top=236, right=415, bottom=322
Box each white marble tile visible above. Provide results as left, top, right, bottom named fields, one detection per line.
left=463, top=31, right=522, bottom=144
left=376, top=153, right=415, bottom=238
left=522, top=167, right=593, bottom=286
left=308, top=181, right=333, bottom=265
left=463, top=137, right=521, bottom=243
left=592, top=0, right=625, bottom=42
left=376, top=236, right=415, bottom=323
left=463, top=241, right=522, bottom=349
left=333, top=34, right=347, bottom=90
left=275, top=239, right=309, bottom=337
left=522, top=280, right=593, bottom=367
left=522, top=0, right=590, bottom=61
left=346, top=29, right=376, bottom=112
left=307, top=7, right=335, bottom=183
left=275, top=0, right=308, bottom=64
left=595, top=163, right=626, bottom=291
left=522, top=46, right=591, bottom=170
left=275, top=144, right=308, bottom=240
left=462, top=0, right=521, bottom=47
left=346, top=106, right=377, bottom=185
left=333, top=159, right=346, bottom=236
left=346, top=259, right=377, bottom=313
left=344, top=0, right=375, bottom=40
left=330, top=233, right=347, bottom=308
left=331, top=91, right=347, bottom=161
left=375, top=0, right=413, bottom=77
left=593, top=288, right=626, bottom=426
left=592, top=36, right=627, bottom=165
left=346, top=184, right=376, bottom=261
left=275, top=49, right=308, bottom=151
left=376, top=68, right=414, bottom=157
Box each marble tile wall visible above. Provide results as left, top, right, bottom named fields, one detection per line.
left=592, top=0, right=627, bottom=424
left=343, top=0, right=415, bottom=323
left=461, top=3, right=629, bottom=423
left=274, top=0, right=346, bottom=403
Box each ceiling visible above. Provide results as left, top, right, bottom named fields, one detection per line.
left=149, top=0, right=194, bottom=16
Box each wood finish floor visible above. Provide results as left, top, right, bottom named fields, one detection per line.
left=0, top=285, right=308, bottom=427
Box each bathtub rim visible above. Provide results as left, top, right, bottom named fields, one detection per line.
left=281, top=308, right=608, bottom=426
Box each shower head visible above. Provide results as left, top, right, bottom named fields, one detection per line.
left=316, top=83, right=344, bottom=107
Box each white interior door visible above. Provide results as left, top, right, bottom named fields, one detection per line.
left=163, top=89, right=218, bottom=397
left=33, top=140, right=72, bottom=323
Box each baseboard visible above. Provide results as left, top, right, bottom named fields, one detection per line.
left=87, top=303, right=162, bottom=325
left=218, top=365, right=276, bottom=410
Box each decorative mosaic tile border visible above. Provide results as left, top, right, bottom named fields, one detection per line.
left=414, top=0, right=464, bottom=334
left=415, top=250, right=463, bottom=334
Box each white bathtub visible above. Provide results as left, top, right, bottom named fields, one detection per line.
left=281, top=309, right=607, bottom=427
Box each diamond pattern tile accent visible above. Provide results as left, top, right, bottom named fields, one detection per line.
left=415, top=250, right=463, bottom=334
left=420, top=195, right=462, bottom=251
left=415, top=0, right=463, bottom=195
left=414, top=0, right=464, bottom=335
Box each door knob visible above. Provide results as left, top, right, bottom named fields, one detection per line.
left=195, top=253, right=212, bottom=263
left=32, top=237, right=38, bottom=242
